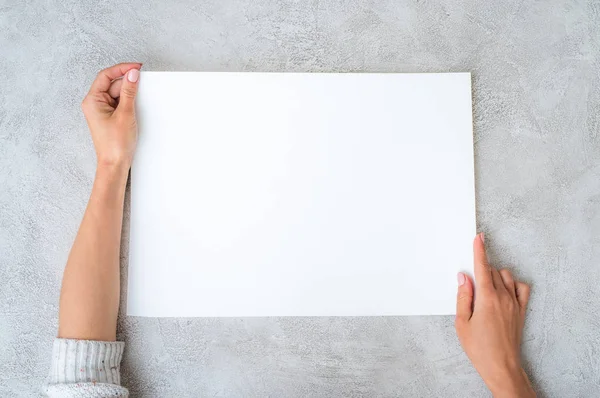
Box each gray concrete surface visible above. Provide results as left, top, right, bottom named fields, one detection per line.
left=1, top=0, right=599, bottom=396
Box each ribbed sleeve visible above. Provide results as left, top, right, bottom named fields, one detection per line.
left=46, top=339, right=129, bottom=397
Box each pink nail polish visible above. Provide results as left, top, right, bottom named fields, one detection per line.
left=457, top=272, right=466, bottom=286
left=480, top=232, right=485, bottom=243
left=128, top=69, right=140, bottom=83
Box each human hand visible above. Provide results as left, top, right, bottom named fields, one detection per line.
left=455, top=234, right=535, bottom=398
left=81, top=63, right=142, bottom=170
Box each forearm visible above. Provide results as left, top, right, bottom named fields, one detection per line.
left=58, top=163, right=129, bottom=341
left=487, top=367, right=536, bottom=398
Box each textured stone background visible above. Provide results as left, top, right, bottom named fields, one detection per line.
left=1, top=0, right=599, bottom=396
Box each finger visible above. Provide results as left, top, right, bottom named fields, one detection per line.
left=117, top=68, right=140, bottom=114
left=515, top=282, right=531, bottom=311
left=455, top=272, right=474, bottom=326
left=491, top=268, right=504, bottom=291
left=499, top=268, right=516, bottom=298
left=89, top=63, right=142, bottom=94
left=108, top=78, right=123, bottom=99
left=473, top=233, right=493, bottom=289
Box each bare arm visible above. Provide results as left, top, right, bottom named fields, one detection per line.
left=58, top=63, right=141, bottom=341
left=456, top=234, right=536, bottom=397
left=58, top=165, right=128, bottom=340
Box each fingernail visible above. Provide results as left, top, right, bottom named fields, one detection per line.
left=479, top=232, right=485, bottom=243
left=128, top=69, right=140, bottom=83
left=457, top=272, right=466, bottom=286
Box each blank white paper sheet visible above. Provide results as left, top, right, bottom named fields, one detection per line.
left=128, top=72, right=475, bottom=317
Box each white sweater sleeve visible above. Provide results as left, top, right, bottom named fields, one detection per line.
left=46, top=338, right=129, bottom=397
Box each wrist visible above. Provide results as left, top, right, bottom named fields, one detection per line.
left=97, top=154, right=132, bottom=171
left=487, top=366, right=535, bottom=398
left=95, top=161, right=130, bottom=185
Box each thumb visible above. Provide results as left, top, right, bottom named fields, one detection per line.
left=118, top=68, right=140, bottom=114
left=455, top=272, right=474, bottom=327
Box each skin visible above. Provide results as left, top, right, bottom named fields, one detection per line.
left=456, top=233, right=536, bottom=397
left=58, top=63, right=141, bottom=341
left=58, top=64, right=536, bottom=396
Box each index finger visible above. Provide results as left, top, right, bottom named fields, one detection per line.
left=473, top=233, right=493, bottom=289
left=88, top=63, right=142, bottom=94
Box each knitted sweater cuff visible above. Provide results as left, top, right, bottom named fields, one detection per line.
left=48, top=338, right=125, bottom=386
